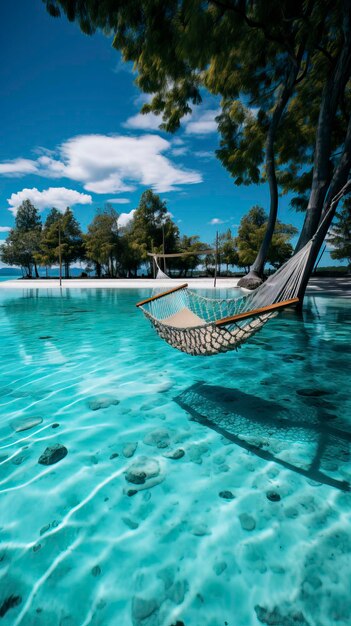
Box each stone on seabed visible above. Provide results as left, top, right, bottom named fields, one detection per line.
left=38, top=444, right=68, bottom=465
left=125, top=457, right=160, bottom=485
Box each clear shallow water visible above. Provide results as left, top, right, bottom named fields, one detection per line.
left=0, top=287, right=350, bottom=626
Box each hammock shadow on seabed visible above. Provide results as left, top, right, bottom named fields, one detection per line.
left=174, top=383, right=351, bottom=492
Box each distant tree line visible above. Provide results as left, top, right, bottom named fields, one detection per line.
left=1, top=189, right=302, bottom=278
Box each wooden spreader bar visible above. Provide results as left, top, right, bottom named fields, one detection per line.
left=215, top=297, right=299, bottom=327
left=136, top=283, right=188, bottom=308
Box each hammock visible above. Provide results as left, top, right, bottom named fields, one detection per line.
left=148, top=249, right=214, bottom=280
left=136, top=183, right=351, bottom=356
left=151, top=254, right=170, bottom=279
left=136, top=238, right=314, bottom=355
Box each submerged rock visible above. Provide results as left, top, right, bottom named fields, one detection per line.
left=214, top=561, right=227, bottom=576
left=88, top=396, right=120, bottom=411
left=125, top=457, right=160, bottom=485
left=166, top=580, right=189, bottom=605
left=191, top=524, right=211, bottom=536
left=143, top=428, right=171, bottom=449
left=122, top=517, right=139, bottom=530
left=132, top=596, right=158, bottom=622
left=297, top=388, right=333, bottom=397
left=163, top=448, right=185, bottom=460
left=239, top=513, right=256, bottom=531
left=266, top=491, right=281, bottom=502
left=255, top=605, right=310, bottom=625
left=188, top=443, right=209, bottom=464
left=40, top=523, right=51, bottom=536
left=91, top=565, right=101, bottom=577
left=122, top=442, right=138, bottom=458
left=38, top=444, right=68, bottom=466
left=219, top=490, right=235, bottom=500
left=11, top=417, right=43, bottom=433
left=0, top=595, right=22, bottom=618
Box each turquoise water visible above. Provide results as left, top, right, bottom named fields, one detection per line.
left=0, top=288, right=350, bottom=626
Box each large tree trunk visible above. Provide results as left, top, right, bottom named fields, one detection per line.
left=296, top=5, right=351, bottom=251
left=297, top=120, right=351, bottom=304
left=238, top=63, right=301, bottom=289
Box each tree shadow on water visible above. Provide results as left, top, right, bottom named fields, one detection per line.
left=174, top=382, right=351, bottom=492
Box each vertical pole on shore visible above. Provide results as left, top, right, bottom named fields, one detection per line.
left=214, top=230, right=219, bottom=288
left=162, top=223, right=166, bottom=273
left=59, top=220, right=62, bottom=288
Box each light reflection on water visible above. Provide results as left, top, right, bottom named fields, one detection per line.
left=0, top=288, right=350, bottom=626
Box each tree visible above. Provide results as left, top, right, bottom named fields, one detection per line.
left=43, top=0, right=351, bottom=302
left=235, top=206, right=297, bottom=275
left=39, top=207, right=83, bottom=278
left=173, top=235, right=210, bottom=277
left=35, top=207, right=62, bottom=273
left=328, top=199, right=351, bottom=267
left=206, top=229, right=238, bottom=275
left=0, top=199, right=42, bottom=277
left=128, top=189, right=179, bottom=275
left=85, top=207, right=120, bottom=277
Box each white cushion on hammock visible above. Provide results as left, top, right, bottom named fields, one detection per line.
left=161, top=307, right=205, bottom=328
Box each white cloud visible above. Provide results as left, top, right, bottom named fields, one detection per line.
left=0, top=226, right=11, bottom=232
left=209, top=218, right=224, bottom=225
left=113, top=57, right=135, bottom=75
left=184, top=109, right=220, bottom=135
left=194, top=151, right=214, bottom=159
left=1, top=134, right=202, bottom=196
left=0, top=158, right=38, bottom=176
left=172, top=138, right=185, bottom=146
left=7, top=187, right=92, bottom=214
left=118, top=209, right=136, bottom=228
left=123, top=112, right=162, bottom=131
left=172, top=147, right=188, bottom=156
left=42, top=134, right=202, bottom=193
left=108, top=198, right=131, bottom=204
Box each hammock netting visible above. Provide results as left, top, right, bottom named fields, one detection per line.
left=137, top=240, right=313, bottom=356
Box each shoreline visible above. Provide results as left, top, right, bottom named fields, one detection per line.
left=0, top=275, right=350, bottom=296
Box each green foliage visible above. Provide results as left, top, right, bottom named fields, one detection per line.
left=328, top=200, right=351, bottom=267
left=38, top=207, right=83, bottom=277
left=128, top=189, right=180, bottom=272
left=85, top=206, right=120, bottom=277
left=235, top=206, right=298, bottom=270
left=172, top=235, right=210, bottom=277
left=43, top=0, right=350, bottom=208
left=15, top=199, right=42, bottom=233
left=219, top=229, right=239, bottom=271
left=0, top=200, right=42, bottom=276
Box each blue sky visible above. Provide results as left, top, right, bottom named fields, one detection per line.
left=0, top=0, right=335, bottom=265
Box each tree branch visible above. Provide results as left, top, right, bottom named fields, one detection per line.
left=316, top=44, right=335, bottom=65
left=209, top=0, right=296, bottom=60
